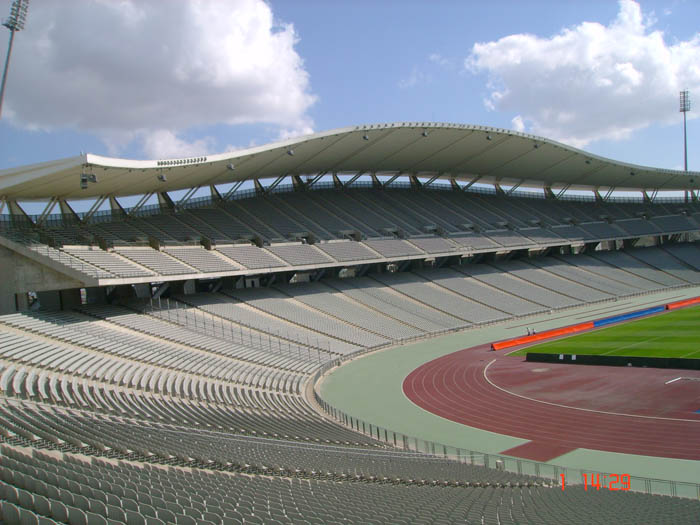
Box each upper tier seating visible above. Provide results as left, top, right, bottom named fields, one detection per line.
left=266, top=243, right=335, bottom=266
left=315, top=240, right=380, bottom=262
left=3, top=187, right=697, bottom=283
left=163, top=246, right=241, bottom=273
left=215, top=244, right=287, bottom=269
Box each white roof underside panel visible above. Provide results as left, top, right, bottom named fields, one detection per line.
left=1, top=122, right=697, bottom=200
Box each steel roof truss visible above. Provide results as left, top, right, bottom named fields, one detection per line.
left=345, top=171, right=365, bottom=187
left=264, top=175, right=287, bottom=194
left=506, top=181, right=523, bottom=196
left=383, top=173, right=401, bottom=187
left=84, top=196, right=108, bottom=221
left=223, top=181, right=245, bottom=200
left=556, top=184, right=571, bottom=198
left=36, top=197, right=59, bottom=226
left=423, top=173, right=442, bottom=187
left=129, top=192, right=155, bottom=215
left=462, top=176, right=482, bottom=191
left=306, top=172, right=326, bottom=188
left=176, top=186, right=201, bottom=210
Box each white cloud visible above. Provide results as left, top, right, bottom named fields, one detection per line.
left=466, top=0, right=700, bottom=147
left=398, top=66, right=430, bottom=89
left=140, top=130, right=216, bottom=159
left=511, top=115, right=525, bottom=132
left=3, top=0, right=316, bottom=156
left=428, top=53, right=449, bottom=67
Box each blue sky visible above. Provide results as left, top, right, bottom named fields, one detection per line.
left=0, top=0, right=698, bottom=173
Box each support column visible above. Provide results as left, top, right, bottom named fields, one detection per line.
left=14, top=293, right=29, bottom=311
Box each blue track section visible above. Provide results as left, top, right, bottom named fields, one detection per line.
left=593, top=305, right=666, bottom=328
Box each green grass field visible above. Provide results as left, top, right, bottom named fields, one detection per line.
left=511, top=305, right=700, bottom=359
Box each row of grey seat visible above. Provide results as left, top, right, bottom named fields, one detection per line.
left=165, top=244, right=700, bottom=355
left=2, top=439, right=699, bottom=524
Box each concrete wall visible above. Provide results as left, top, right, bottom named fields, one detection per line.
left=0, top=244, right=84, bottom=314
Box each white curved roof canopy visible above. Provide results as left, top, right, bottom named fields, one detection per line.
left=1, top=122, right=697, bottom=200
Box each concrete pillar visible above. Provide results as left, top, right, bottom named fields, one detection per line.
left=0, top=244, right=17, bottom=314
left=0, top=292, right=16, bottom=314
left=15, top=293, right=29, bottom=311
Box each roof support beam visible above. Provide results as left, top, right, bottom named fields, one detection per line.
left=345, top=171, right=364, bottom=187
left=59, top=199, right=82, bottom=225
left=223, top=180, right=245, bottom=200
left=643, top=189, right=658, bottom=203
left=423, top=173, right=442, bottom=188
left=332, top=172, right=343, bottom=188
left=494, top=183, right=506, bottom=196
left=450, top=177, right=460, bottom=190
left=462, top=176, right=482, bottom=191
left=7, top=200, right=29, bottom=219
left=265, top=174, right=287, bottom=194
left=84, top=195, right=108, bottom=221
left=409, top=175, right=421, bottom=188
left=129, top=192, right=154, bottom=215
left=36, top=197, right=59, bottom=226
left=306, top=172, right=326, bottom=188
left=593, top=190, right=603, bottom=202
left=556, top=184, right=571, bottom=199
left=0, top=197, right=6, bottom=215
left=253, top=178, right=265, bottom=194
left=602, top=187, right=615, bottom=202
left=109, top=196, right=126, bottom=216
left=292, top=175, right=305, bottom=190
left=506, top=181, right=523, bottom=196
left=383, top=173, right=401, bottom=188
left=177, top=186, right=201, bottom=209
left=209, top=185, right=222, bottom=201
left=157, top=192, right=175, bottom=211
left=370, top=173, right=381, bottom=188
left=543, top=186, right=556, bottom=199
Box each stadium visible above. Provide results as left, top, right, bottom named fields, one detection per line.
left=0, top=121, right=699, bottom=524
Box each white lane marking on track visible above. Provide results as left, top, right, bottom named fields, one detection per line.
left=482, top=360, right=700, bottom=423
left=666, top=377, right=682, bottom=385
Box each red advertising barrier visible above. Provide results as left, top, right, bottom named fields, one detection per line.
left=491, top=321, right=594, bottom=351
left=666, top=296, right=700, bottom=311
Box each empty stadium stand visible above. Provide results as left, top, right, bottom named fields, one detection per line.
left=3, top=154, right=700, bottom=522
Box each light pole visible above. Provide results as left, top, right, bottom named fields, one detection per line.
left=680, top=90, right=691, bottom=172
left=0, top=0, right=29, bottom=120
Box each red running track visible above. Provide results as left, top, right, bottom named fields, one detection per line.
left=403, top=344, right=700, bottom=462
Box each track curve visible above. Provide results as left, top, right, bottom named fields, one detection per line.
left=403, top=344, right=700, bottom=461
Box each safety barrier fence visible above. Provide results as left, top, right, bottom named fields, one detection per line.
left=142, top=297, right=333, bottom=364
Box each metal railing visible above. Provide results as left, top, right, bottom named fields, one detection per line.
left=311, top=360, right=700, bottom=499
left=143, top=297, right=333, bottom=364
left=308, top=292, right=700, bottom=499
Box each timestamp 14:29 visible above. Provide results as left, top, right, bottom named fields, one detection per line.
left=559, top=473, right=631, bottom=491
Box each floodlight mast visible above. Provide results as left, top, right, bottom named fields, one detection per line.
left=680, top=90, right=691, bottom=172
left=0, top=0, right=29, bottom=120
